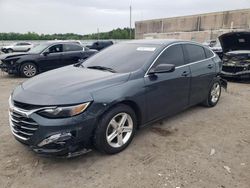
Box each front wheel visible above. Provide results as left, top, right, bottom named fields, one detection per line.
left=94, top=105, right=137, bottom=154
left=20, top=62, right=38, bottom=78
left=203, top=81, right=221, bottom=107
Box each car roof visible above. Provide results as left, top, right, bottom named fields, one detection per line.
left=123, top=39, right=198, bottom=46
left=44, top=41, right=81, bottom=45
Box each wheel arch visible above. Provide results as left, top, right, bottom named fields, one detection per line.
left=101, top=100, right=142, bottom=129
left=210, top=75, right=227, bottom=90
left=19, top=60, right=39, bottom=72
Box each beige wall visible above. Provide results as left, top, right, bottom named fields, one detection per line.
left=135, top=9, right=250, bottom=42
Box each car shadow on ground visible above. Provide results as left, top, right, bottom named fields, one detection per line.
left=0, top=72, right=23, bottom=79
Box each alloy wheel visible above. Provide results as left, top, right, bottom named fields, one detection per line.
left=106, top=113, right=133, bottom=148
left=23, top=64, right=37, bottom=77
left=210, top=82, right=221, bottom=103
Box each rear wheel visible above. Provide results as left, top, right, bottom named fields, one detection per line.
left=20, top=62, right=38, bottom=78
left=203, top=81, right=221, bottom=107
left=94, top=105, right=137, bottom=154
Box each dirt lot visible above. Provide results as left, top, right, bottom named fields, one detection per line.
left=0, top=74, right=249, bottom=188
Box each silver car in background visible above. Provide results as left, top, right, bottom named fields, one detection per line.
left=1, top=42, right=34, bottom=53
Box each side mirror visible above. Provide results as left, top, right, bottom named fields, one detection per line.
left=43, top=51, right=49, bottom=56
left=149, top=64, right=175, bottom=74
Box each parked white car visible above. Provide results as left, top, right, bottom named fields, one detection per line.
left=1, top=42, right=33, bottom=53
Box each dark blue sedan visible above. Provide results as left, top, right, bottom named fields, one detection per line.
left=9, top=40, right=226, bottom=157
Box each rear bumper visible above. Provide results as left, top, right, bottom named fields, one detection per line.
left=219, top=77, right=227, bottom=90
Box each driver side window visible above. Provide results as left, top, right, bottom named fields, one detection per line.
left=48, top=44, right=63, bottom=53
left=154, top=44, right=185, bottom=67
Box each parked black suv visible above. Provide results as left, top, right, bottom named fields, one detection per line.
left=9, top=40, right=226, bottom=157
left=86, top=41, right=113, bottom=51
left=0, top=41, right=97, bottom=77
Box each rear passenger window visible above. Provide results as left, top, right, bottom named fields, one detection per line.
left=204, top=48, right=214, bottom=58
left=63, top=44, right=83, bottom=52
left=154, top=45, right=184, bottom=67
left=185, top=44, right=206, bottom=63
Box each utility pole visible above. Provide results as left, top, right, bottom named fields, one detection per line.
left=129, top=5, right=132, bottom=39
left=97, top=28, right=99, bottom=40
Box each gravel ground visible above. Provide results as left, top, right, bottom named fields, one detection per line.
left=0, top=74, right=249, bottom=188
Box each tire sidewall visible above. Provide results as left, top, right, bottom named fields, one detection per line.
left=94, top=105, right=137, bottom=154
left=208, top=80, right=221, bottom=107
left=20, top=62, right=38, bottom=78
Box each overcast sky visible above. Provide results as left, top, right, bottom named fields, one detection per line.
left=0, top=0, right=250, bottom=34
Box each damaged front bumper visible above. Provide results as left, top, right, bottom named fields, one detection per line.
left=221, top=59, right=250, bottom=79
left=221, top=69, right=250, bottom=78
left=9, top=101, right=97, bottom=158
left=0, top=62, right=19, bottom=74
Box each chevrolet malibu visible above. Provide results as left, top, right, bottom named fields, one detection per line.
left=9, top=40, right=225, bottom=157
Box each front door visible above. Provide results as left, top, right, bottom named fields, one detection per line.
left=38, top=44, right=63, bottom=72
left=144, top=44, right=191, bottom=122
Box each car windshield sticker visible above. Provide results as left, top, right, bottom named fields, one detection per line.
left=136, top=47, right=156, bottom=52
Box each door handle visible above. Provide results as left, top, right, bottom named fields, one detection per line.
left=207, top=64, right=214, bottom=69
left=181, top=71, right=189, bottom=77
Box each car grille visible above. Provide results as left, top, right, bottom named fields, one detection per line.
left=10, top=111, right=38, bottom=140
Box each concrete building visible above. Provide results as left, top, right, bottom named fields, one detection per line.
left=135, top=9, right=250, bottom=42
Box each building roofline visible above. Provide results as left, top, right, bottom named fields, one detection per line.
left=135, top=8, right=250, bottom=24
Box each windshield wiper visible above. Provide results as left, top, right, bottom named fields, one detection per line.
left=87, top=66, right=116, bottom=73
left=74, top=62, right=84, bottom=68
left=74, top=59, right=85, bottom=68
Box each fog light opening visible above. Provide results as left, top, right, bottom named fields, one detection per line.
left=38, top=133, right=72, bottom=147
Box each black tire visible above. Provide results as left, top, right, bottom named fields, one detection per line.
left=20, top=62, right=38, bottom=78
left=7, top=49, right=13, bottom=53
left=202, top=80, right=221, bottom=107
left=94, top=104, right=137, bottom=154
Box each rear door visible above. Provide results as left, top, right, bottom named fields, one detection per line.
left=13, top=43, right=24, bottom=51
left=183, top=44, right=216, bottom=105
left=21, top=42, right=32, bottom=51
left=144, top=44, right=191, bottom=121
left=61, top=44, right=85, bottom=66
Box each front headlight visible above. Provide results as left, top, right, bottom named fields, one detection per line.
left=38, top=102, right=90, bottom=118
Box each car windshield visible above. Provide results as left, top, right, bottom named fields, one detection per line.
left=28, top=43, right=50, bottom=53
left=83, top=43, right=160, bottom=73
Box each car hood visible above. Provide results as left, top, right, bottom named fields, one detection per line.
left=0, top=52, right=35, bottom=61
left=219, top=32, right=250, bottom=53
left=1, top=45, right=13, bottom=49
left=12, top=66, right=130, bottom=106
